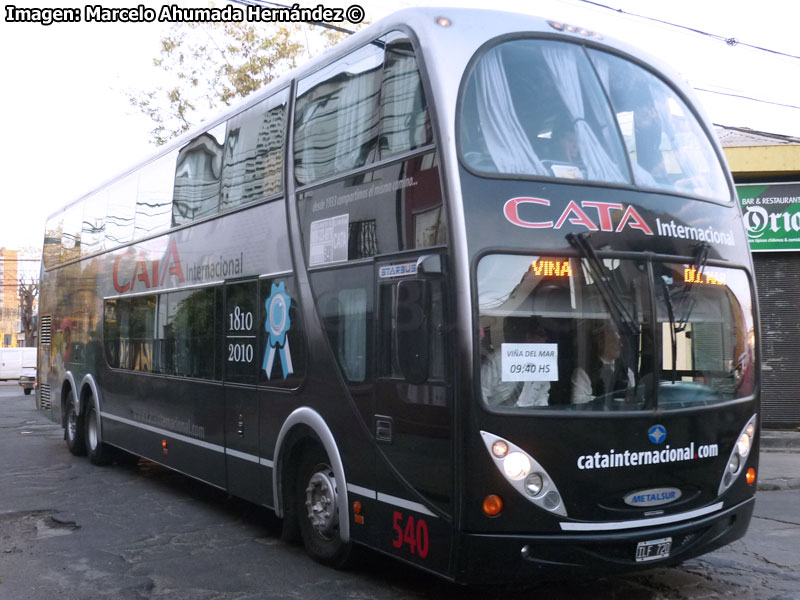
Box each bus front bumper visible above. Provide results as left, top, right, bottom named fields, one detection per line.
left=454, top=497, right=754, bottom=585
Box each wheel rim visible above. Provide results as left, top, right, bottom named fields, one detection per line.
left=304, top=465, right=338, bottom=540
left=67, top=405, right=78, bottom=441
left=87, top=411, right=98, bottom=450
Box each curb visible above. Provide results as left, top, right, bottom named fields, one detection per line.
left=757, top=478, right=800, bottom=492
left=760, top=430, right=800, bottom=452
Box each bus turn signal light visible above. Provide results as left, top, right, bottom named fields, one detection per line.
left=746, top=468, right=756, bottom=486
left=483, top=495, right=503, bottom=516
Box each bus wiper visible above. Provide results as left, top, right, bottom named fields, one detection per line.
left=660, top=277, right=679, bottom=383
left=675, top=241, right=710, bottom=333
left=567, top=232, right=637, bottom=339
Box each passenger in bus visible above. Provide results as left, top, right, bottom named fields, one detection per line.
left=552, top=118, right=580, bottom=164
left=571, top=321, right=635, bottom=404
left=546, top=118, right=585, bottom=180
left=481, top=317, right=551, bottom=407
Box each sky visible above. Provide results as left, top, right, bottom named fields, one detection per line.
left=1, top=0, right=799, bottom=269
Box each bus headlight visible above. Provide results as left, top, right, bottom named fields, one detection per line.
left=524, top=473, right=544, bottom=497
left=727, top=453, right=740, bottom=474
left=480, top=431, right=567, bottom=517
left=503, top=452, right=531, bottom=479
left=492, top=440, right=509, bottom=458
left=718, top=414, right=757, bottom=497
left=737, top=433, right=751, bottom=457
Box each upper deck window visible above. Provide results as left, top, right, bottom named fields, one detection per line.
left=586, top=50, right=728, bottom=200
left=459, top=39, right=729, bottom=201
left=294, top=32, right=433, bottom=185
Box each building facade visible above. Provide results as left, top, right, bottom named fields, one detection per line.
left=719, top=126, right=800, bottom=429
left=0, top=248, right=20, bottom=347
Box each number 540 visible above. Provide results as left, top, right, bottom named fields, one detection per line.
left=392, top=511, right=429, bottom=558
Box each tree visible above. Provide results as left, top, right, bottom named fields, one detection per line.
left=18, top=278, right=38, bottom=348
left=127, top=19, right=354, bottom=145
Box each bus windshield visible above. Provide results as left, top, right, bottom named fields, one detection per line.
left=477, top=254, right=755, bottom=411
left=459, top=38, right=729, bottom=201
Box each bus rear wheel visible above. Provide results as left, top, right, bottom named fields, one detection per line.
left=296, top=447, right=353, bottom=568
left=85, top=403, right=112, bottom=466
left=64, top=389, right=86, bottom=456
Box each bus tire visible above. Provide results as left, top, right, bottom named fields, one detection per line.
left=85, top=403, right=112, bottom=466
left=296, top=446, right=353, bottom=568
left=24, top=388, right=31, bottom=395
left=64, top=389, right=86, bottom=456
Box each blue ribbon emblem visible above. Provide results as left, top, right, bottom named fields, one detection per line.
left=263, top=282, right=294, bottom=379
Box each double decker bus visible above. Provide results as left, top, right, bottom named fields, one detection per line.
left=38, top=8, right=759, bottom=584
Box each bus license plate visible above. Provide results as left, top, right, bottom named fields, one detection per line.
left=635, top=537, right=672, bottom=562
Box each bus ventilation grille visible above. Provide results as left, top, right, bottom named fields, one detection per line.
left=40, top=315, right=52, bottom=345
left=39, top=384, right=52, bottom=410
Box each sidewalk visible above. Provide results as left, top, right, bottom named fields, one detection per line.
left=758, top=429, right=800, bottom=492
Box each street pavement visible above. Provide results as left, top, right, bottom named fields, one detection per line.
left=757, top=429, right=800, bottom=490
left=1, top=381, right=799, bottom=599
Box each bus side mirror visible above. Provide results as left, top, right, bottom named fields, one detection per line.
left=396, top=279, right=431, bottom=384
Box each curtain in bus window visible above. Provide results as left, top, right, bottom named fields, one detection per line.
left=130, top=296, right=156, bottom=372
left=459, top=40, right=630, bottom=184
left=588, top=50, right=729, bottom=201
left=135, top=151, right=176, bottom=239
left=540, top=44, right=627, bottom=183
left=220, top=98, right=285, bottom=213
left=337, top=288, right=367, bottom=382
left=310, top=266, right=373, bottom=384
left=172, top=124, right=224, bottom=227
left=471, top=49, right=546, bottom=175
left=334, top=69, right=380, bottom=173
left=103, top=299, right=121, bottom=368
left=378, top=37, right=432, bottom=158
left=294, top=43, right=383, bottom=184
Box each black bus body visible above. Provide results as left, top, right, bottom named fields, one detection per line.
left=38, top=8, right=759, bottom=585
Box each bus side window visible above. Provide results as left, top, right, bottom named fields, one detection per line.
left=295, top=32, right=434, bottom=186
left=294, top=41, right=384, bottom=184
left=172, top=124, right=225, bottom=227
left=378, top=34, right=433, bottom=158
left=220, top=91, right=287, bottom=213
left=155, top=286, right=221, bottom=380
left=135, top=151, right=177, bottom=239
left=380, top=277, right=445, bottom=383
left=310, top=267, right=373, bottom=383
left=81, top=190, right=107, bottom=257
left=104, top=296, right=156, bottom=372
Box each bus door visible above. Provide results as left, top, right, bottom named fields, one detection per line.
left=223, top=278, right=263, bottom=504
left=374, top=253, right=453, bottom=570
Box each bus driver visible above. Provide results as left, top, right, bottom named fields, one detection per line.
left=571, top=321, right=635, bottom=404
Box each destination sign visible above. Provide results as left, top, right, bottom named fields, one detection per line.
left=531, top=259, right=572, bottom=277
left=684, top=267, right=726, bottom=286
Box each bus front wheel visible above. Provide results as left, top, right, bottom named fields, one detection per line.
left=296, top=447, right=353, bottom=568
left=64, top=389, right=86, bottom=456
